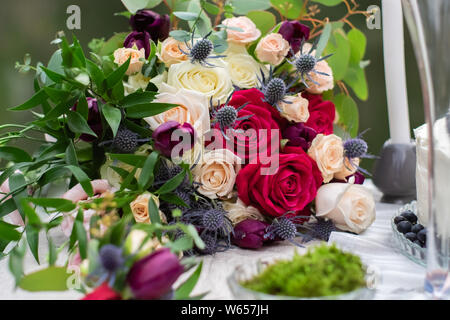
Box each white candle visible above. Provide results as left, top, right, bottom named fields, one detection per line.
left=382, top=0, right=411, bottom=144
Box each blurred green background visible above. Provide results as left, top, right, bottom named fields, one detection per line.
left=0, top=0, right=424, bottom=170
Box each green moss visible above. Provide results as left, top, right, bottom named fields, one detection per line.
left=242, top=244, right=366, bottom=298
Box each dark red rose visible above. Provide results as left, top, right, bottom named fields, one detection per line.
left=210, top=89, right=284, bottom=164
left=279, top=21, right=310, bottom=55
left=236, top=146, right=323, bottom=218
left=282, top=122, right=317, bottom=151
left=232, top=219, right=271, bottom=249
left=304, top=92, right=336, bottom=135
left=82, top=282, right=121, bottom=300
left=130, top=10, right=170, bottom=42
left=124, top=31, right=151, bottom=58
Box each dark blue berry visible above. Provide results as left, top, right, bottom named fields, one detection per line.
left=344, top=138, right=368, bottom=159
left=397, top=221, right=412, bottom=234
left=99, top=244, right=123, bottom=272
left=417, top=228, right=427, bottom=243
left=394, top=216, right=407, bottom=225
left=405, top=232, right=417, bottom=242
left=411, top=224, right=424, bottom=233
left=401, top=210, right=418, bottom=224
left=113, top=128, right=139, bottom=153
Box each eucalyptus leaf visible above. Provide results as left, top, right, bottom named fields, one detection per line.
left=19, top=267, right=71, bottom=292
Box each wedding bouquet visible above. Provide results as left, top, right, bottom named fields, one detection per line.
left=0, top=0, right=375, bottom=299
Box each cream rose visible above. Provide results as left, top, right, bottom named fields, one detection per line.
left=306, top=60, right=334, bottom=94
left=193, top=149, right=242, bottom=199
left=255, top=33, right=290, bottom=66
left=308, top=134, right=345, bottom=183
left=222, top=17, right=261, bottom=45
left=144, top=83, right=210, bottom=137
left=279, top=93, right=310, bottom=123
left=113, top=47, right=146, bottom=76
left=224, top=52, right=268, bottom=89
left=158, top=37, right=188, bottom=67
left=167, top=60, right=233, bottom=104
left=124, top=229, right=166, bottom=260
left=334, top=157, right=360, bottom=181
left=223, top=198, right=266, bottom=226
left=130, top=192, right=167, bottom=224
left=315, top=183, right=376, bottom=234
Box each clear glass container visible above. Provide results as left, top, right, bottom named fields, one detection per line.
left=227, top=260, right=376, bottom=300
left=402, top=0, right=450, bottom=299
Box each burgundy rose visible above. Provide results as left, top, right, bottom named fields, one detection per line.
left=211, top=89, right=284, bottom=164
left=82, top=282, right=121, bottom=300
left=279, top=21, right=310, bottom=55
left=127, top=248, right=184, bottom=300
left=124, top=31, right=151, bottom=58
left=236, top=146, right=323, bottom=218
left=282, top=123, right=317, bottom=151
left=232, top=219, right=271, bottom=249
left=152, top=121, right=195, bottom=158
left=303, top=92, right=336, bottom=135
left=130, top=10, right=170, bottom=42
left=72, top=97, right=102, bottom=142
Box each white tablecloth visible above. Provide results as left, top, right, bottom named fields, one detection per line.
left=0, top=182, right=427, bottom=300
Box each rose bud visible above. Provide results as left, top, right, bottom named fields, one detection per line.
left=72, top=97, right=102, bottom=142
left=279, top=20, right=310, bottom=55
left=152, top=121, right=196, bottom=158
left=232, top=219, right=271, bottom=250
left=127, top=248, right=184, bottom=300
left=82, top=282, right=121, bottom=300
left=130, top=10, right=170, bottom=42
left=124, top=31, right=151, bottom=58
left=282, top=122, right=317, bottom=151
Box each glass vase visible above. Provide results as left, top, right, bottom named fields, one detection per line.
left=402, top=0, right=450, bottom=299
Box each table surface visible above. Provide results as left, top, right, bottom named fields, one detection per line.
left=0, top=182, right=428, bottom=300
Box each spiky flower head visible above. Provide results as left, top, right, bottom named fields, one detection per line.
left=311, top=218, right=336, bottom=241
left=202, top=209, right=225, bottom=231
left=295, top=53, right=317, bottom=74
left=99, top=244, right=124, bottom=272
left=273, top=218, right=297, bottom=240
left=190, top=38, right=214, bottom=63
left=265, top=78, right=287, bottom=106
left=113, top=128, right=139, bottom=154
left=216, top=106, right=238, bottom=129
left=198, top=233, right=217, bottom=255
left=344, top=138, right=368, bottom=159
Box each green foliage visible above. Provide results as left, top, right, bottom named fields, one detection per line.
left=242, top=244, right=367, bottom=298
left=19, top=267, right=71, bottom=292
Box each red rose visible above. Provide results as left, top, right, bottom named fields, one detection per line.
left=210, top=89, right=284, bottom=164
left=82, top=282, right=121, bottom=300
left=304, top=92, right=336, bottom=135
left=236, top=146, right=323, bottom=218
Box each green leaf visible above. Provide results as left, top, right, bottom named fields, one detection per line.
left=86, top=60, right=105, bottom=93
left=157, top=169, right=186, bottom=195
left=45, top=50, right=65, bottom=86
left=9, top=89, right=48, bottom=111
left=48, top=238, right=57, bottom=266
left=347, top=28, right=367, bottom=64
left=343, top=65, right=368, bottom=101
left=332, top=93, right=359, bottom=137
left=66, top=141, right=79, bottom=166
left=324, top=28, right=350, bottom=81
left=125, top=103, right=178, bottom=118
left=67, top=111, right=98, bottom=138
left=108, top=153, right=147, bottom=167
left=107, top=58, right=130, bottom=89
left=169, top=30, right=191, bottom=42
left=175, top=261, right=203, bottom=300
left=19, top=267, right=71, bottom=292
left=43, top=87, right=71, bottom=103
left=231, top=0, right=271, bottom=14
left=160, top=193, right=189, bottom=208
left=0, top=221, right=22, bottom=242
left=138, top=152, right=159, bottom=190
left=121, top=0, right=151, bottom=13
left=173, top=11, right=199, bottom=21
left=38, top=166, right=72, bottom=187
left=148, top=196, right=161, bottom=225
left=247, top=11, right=277, bottom=35
left=98, top=33, right=129, bottom=56
left=187, top=0, right=212, bottom=36
left=101, top=104, right=122, bottom=137
left=168, top=236, right=194, bottom=252
left=21, top=199, right=41, bottom=226
left=77, top=94, right=89, bottom=120
left=25, top=224, right=40, bottom=264
left=315, top=23, right=332, bottom=59
left=26, top=198, right=77, bottom=213
left=311, top=0, right=342, bottom=6
left=9, top=243, right=26, bottom=286
left=270, top=0, right=303, bottom=19
left=0, top=147, right=32, bottom=163
left=66, top=166, right=94, bottom=197
left=203, top=2, right=220, bottom=15
left=0, top=198, right=17, bottom=219
left=120, top=90, right=156, bottom=107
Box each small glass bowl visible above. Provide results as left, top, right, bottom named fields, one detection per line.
left=391, top=201, right=427, bottom=266
left=227, top=260, right=376, bottom=300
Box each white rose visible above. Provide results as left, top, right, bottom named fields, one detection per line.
left=315, top=183, right=376, bottom=234
left=167, top=60, right=233, bottom=105
left=193, top=149, right=242, bottom=199
left=223, top=198, right=266, bottom=226
left=224, top=52, right=268, bottom=89
left=144, top=83, right=210, bottom=137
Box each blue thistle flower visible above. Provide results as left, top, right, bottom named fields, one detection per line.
left=98, top=128, right=150, bottom=153
left=99, top=244, right=124, bottom=273
left=202, top=209, right=225, bottom=231
left=179, top=31, right=226, bottom=67
left=310, top=218, right=336, bottom=241
left=344, top=138, right=368, bottom=159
